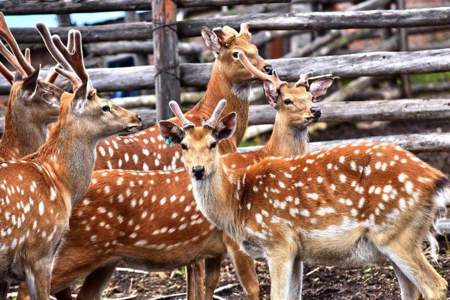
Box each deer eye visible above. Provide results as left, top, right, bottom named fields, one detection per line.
left=101, top=105, right=111, bottom=112
left=209, top=141, right=217, bottom=149
left=181, top=143, right=188, bottom=150
left=284, top=98, right=293, bottom=105
left=232, top=51, right=240, bottom=59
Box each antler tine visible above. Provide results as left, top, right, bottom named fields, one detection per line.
left=68, top=30, right=90, bottom=85
left=237, top=51, right=275, bottom=82
left=0, top=40, right=26, bottom=76
left=204, top=99, right=227, bottom=128
left=0, top=61, right=13, bottom=84
left=169, top=100, right=194, bottom=128
left=36, top=23, right=74, bottom=73
left=44, top=30, right=76, bottom=83
left=54, top=66, right=82, bottom=89
left=0, top=12, right=34, bottom=75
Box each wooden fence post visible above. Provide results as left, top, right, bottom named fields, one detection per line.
left=396, top=0, right=412, bottom=97
left=152, top=0, right=181, bottom=120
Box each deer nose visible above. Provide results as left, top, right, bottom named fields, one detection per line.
left=310, top=106, right=321, bottom=118
left=263, top=64, right=273, bottom=75
left=192, top=166, right=205, bottom=180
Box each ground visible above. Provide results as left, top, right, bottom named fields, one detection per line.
left=97, top=245, right=450, bottom=300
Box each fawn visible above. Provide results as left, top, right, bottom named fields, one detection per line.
left=0, top=23, right=141, bottom=300
left=0, top=12, right=63, bottom=160
left=160, top=99, right=449, bottom=300
left=16, top=69, right=333, bottom=300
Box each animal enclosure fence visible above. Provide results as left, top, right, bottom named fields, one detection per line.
left=1, top=0, right=450, bottom=155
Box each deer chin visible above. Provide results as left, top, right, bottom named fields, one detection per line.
left=118, top=123, right=142, bottom=136
left=231, top=82, right=252, bottom=102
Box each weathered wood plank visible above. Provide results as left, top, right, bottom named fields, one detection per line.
left=249, top=99, right=450, bottom=125
left=87, top=41, right=202, bottom=56
left=10, top=23, right=153, bottom=44
left=179, top=7, right=450, bottom=37
left=116, top=98, right=450, bottom=129
left=2, top=49, right=450, bottom=93
left=0, top=0, right=289, bottom=14
left=180, top=48, right=450, bottom=87
left=152, top=0, right=181, bottom=120
left=241, top=132, right=450, bottom=153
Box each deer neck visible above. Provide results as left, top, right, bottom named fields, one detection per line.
left=190, top=63, right=250, bottom=145
left=191, top=158, right=243, bottom=238
left=30, top=97, right=96, bottom=208
left=262, top=114, right=309, bottom=158
left=0, top=85, right=47, bottom=158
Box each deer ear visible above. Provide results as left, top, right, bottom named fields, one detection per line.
left=263, top=80, right=278, bottom=108
left=213, top=112, right=237, bottom=141
left=201, top=26, right=221, bottom=54
left=310, top=78, right=334, bottom=100
left=159, top=120, right=185, bottom=145
left=22, top=66, right=40, bottom=97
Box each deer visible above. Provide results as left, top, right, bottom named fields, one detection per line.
left=0, top=22, right=141, bottom=300
left=16, top=67, right=334, bottom=300
left=160, top=99, right=449, bottom=300
left=91, top=23, right=271, bottom=299
left=0, top=12, right=64, bottom=160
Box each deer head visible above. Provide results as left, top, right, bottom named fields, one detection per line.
left=160, top=100, right=235, bottom=180
left=36, top=23, right=142, bottom=142
left=201, top=24, right=272, bottom=86
left=239, top=53, right=335, bottom=128
left=0, top=13, right=63, bottom=130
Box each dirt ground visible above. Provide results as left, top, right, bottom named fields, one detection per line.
left=98, top=244, right=450, bottom=299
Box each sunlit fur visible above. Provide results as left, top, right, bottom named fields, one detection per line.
left=0, top=79, right=63, bottom=160
left=172, top=112, right=449, bottom=300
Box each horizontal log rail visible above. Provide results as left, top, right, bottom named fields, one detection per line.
left=11, top=23, right=153, bottom=44
left=178, top=7, right=450, bottom=37
left=8, top=7, right=450, bottom=43
left=115, top=98, right=450, bottom=129
left=241, top=132, right=450, bottom=154
left=249, top=99, right=450, bottom=125
left=2, top=48, right=450, bottom=93
left=1, top=0, right=289, bottom=14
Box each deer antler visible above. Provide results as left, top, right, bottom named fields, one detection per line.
left=169, top=101, right=194, bottom=129
left=203, top=99, right=227, bottom=129
left=0, top=12, right=34, bottom=76
left=0, top=61, right=13, bottom=84
left=36, top=23, right=92, bottom=92
left=238, top=51, right=286, bottom=90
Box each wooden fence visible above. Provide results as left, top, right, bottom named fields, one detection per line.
left=2, top=0, right=450, bottom=154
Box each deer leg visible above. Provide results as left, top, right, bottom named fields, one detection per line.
left=0, top=281, right=9, bottom=300
left=288, top=256, right=303, bottom=300
left=76, top=262, right=117, bottom=300
left=223, top=236, right=259, bottom=300
left=381, top=245, right=447, bottom=300
left=204, top=255, right=222, bottom=300
left=187, top=260, right=205, bottom=300
left=267, top=242, right=298, bottom=300
left=391, top=263, right=421, bottom=300
left=24, top=256, right=52, bottom=300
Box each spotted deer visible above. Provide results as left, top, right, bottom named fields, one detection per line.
left=0, top=12, right=63, bottom=160
left=15, top=68, right=334, bottom=300
left=160, top=99, right=449, bottom=300
left=0, top=24, right=141, bottom=300
left=90, top=23, right=271, bottom=299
